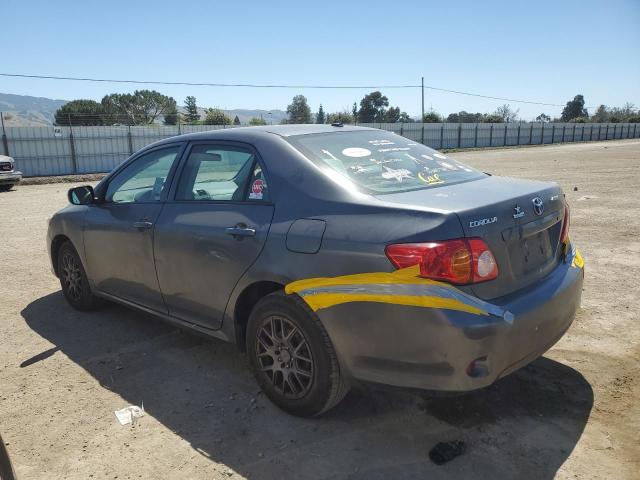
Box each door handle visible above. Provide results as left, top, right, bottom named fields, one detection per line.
left=133, top=220, right=153, bottom=229
left=225, top=225, right=256, bottom=238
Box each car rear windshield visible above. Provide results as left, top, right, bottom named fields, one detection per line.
left=286, top=130, right=485, bottom=194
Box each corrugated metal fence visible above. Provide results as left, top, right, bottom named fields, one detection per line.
left=1, top=122, right=638, bottom=177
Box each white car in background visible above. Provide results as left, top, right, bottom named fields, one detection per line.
left=0, top=155, right=22, bottom=191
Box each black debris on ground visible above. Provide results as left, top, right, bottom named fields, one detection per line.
left=428, top=440, right=466, bottom=465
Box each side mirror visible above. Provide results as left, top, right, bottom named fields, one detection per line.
left=68, top=185, right=95, bottom=205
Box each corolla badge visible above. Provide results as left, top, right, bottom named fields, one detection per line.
left=513, top=205, right=525, bottom=219
left=532, top=197, right=544, bottom=216
left=469, top=216, right=497, bottom=228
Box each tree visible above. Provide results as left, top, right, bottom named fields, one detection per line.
left=422, top=111, right=442, bottom=123
left=560, top=95, right=588, bottom=122
left=163, top=104, right=178, bottom=125
left=398, top=112, right=414, bottom=123
left=101, top=90, right=177, bottom=125
left=249, top=117, right=267, bottom=126
left=446, top=111, right=484, bottom=123
left=351, top=102, right=358, bottom=123
left=494, top=104, right=519, bottom=123
left=570, top=117, right=587, bottom=123
left=54, top=100, right=105, bottom=126
left=609, top=103, right=638, bottom=122
left=327, top=111, right=354, bottom=124
left=482, top=114, right=504, bottom=123
left=384, top=106, right=401, bottom=123
left=535, top=113, right=551, bottom=123
left=233, top=115, right=241, bottom=126
left=286, top=95, right=312, bottom=124
left=357, top=91, right=389, bottom=123
left=591, top=105, right=609, bottom=123
left=184, top=96, right=200, bottom=123
left=203, top=108, right=232, bottom=125
left=316, top=104, right=326, bottom=124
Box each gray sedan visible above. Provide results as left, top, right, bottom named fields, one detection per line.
left=47, top=125, right=584, bottom=416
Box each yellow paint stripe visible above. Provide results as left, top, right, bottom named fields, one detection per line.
left=285, top=265, right=442, bottom=294
left=301, top=292, right=487, bottom=315
left=572, top=248, right=584, bottom=269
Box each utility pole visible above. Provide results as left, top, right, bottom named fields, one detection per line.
left=421, top=76, right=425, bottom=123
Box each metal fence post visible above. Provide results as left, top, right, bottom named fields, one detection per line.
left=489, top=124, right=493, bottom=146
left=613, top=124, right=616, bottom=139
left=589, top=125, right=593, bottom=141
left=457, top=124, right=462, bottom=148
left=634, top=123, right=638, bottom=138
left=421, top=123, right=425, bottom=145
left=474, top=124, right=478, bottom=147
left=67, top=115, right=78, bottom=174
left=440, top=123, right=444, bottom=149
left=0, top=112, right=9, bottom=156
left=572, top=124, right=576, bottom=142
left=517, top=124, right=521, bottom=145
left=541, top=123, right=544, bottom=144
left=503, top=124, right=507, bottom=146
left=400, top=122, right=404, bottom=137
left=127, top=126, right=134, bottom=155
left=529, top=123, right=533, bottom=145
left=551, top=124, right=555, bottom=143
left=561, top=125, right=566, bottom=143
left=598, top=124, right=602, bottom=140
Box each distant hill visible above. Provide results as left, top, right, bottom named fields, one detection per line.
left=0, top=93, right=67, bottom=126
left=0, top=92, right=288, bottom=126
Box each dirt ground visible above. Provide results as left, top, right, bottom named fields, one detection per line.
left=0, top=140, right=638, bottom=479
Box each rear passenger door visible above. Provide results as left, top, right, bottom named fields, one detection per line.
left=153, top=142, right=274, bottom=330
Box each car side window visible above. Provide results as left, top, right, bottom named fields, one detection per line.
left=105, top=146, right=181, bottom=203
left=175, top=145, right=260, bottom=201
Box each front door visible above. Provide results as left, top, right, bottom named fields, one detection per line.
left=83, top=144, right=183, bottom=312
left=154, top=142, right=274, bottom=329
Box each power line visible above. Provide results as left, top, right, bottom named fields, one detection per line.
left=0, top=72, right=417, bottom=89
left=0, top=72, right=569, bottom=108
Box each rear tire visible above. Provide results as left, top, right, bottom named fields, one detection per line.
left=57, top=241, right=101, bottom=311
left=246, top=292, right=349, bottom=417
left=0, top=184, right=13, bottom=192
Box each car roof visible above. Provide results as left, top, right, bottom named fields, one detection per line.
left=151, top=124, right=379, bottom=148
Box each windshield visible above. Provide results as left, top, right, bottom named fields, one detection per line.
left=286, top=130, right=485, bottom=194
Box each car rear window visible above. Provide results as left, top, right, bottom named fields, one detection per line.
left=286, top=130, right=485, bottom=194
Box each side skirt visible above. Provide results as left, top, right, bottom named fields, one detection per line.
left=94, top=290, right=232, bottom=343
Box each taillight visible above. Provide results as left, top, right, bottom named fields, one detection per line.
left=560, top=203, right=570, bottom=244
left=385, top=238, right=498, bottom=285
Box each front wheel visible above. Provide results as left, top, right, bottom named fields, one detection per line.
left=246, top=292, right=349, bottom=417
left=57, top=241, right=101, bottom=311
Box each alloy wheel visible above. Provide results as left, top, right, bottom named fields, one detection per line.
left=255, top=316, right=314, bottom=399
left=61, top=251, right=82, bottom=301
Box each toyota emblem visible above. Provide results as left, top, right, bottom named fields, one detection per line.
left=532, top=197, right=544, bottom=216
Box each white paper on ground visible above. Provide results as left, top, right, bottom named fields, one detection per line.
left=114, top=404, right=145, bottom=425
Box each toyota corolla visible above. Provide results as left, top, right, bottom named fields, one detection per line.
left=47, top=125, right=584, bottom=416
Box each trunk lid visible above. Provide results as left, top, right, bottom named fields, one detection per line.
left=378, top=176, right=565, bottom=299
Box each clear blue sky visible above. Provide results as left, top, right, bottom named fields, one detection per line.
left=2, top=0, right=639, bottom=120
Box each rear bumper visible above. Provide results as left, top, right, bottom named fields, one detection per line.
left=0, top=171, right=22, bottom=185
left=315, top=249, right=584, bottom=391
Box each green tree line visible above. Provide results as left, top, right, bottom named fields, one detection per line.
left=55, top=91, right=640, bottom=126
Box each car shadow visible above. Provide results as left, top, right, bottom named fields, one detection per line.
left=21, top=292, right=593, bottom=479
